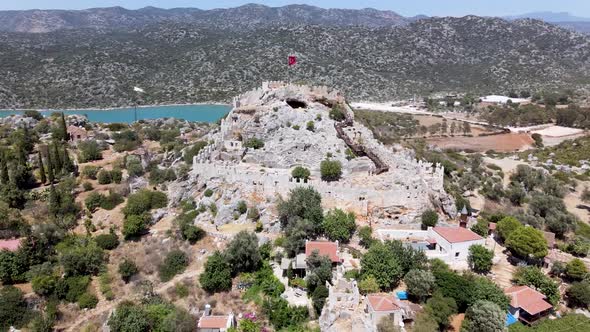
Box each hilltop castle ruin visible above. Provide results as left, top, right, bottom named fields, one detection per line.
left=192, top=82, right=453, bottom=220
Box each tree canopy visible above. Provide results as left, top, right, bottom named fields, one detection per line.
left=505, top=226, right=548, bottom=259
left=322, top=209, right=356, bottom=243
left=360, top=242, right=402, bottom=290
left=225, top=231, right=261, bottom=275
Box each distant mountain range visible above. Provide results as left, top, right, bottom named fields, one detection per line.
left=0, top=4, right=423, bottom=33
left=505, top=11, right=590, bottom=23
left=2, top=5, right=590, bottom=34
left=1, top=14, right=590, bottom=108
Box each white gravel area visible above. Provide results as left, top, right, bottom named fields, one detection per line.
left=532, top=125, right=583, bottom=137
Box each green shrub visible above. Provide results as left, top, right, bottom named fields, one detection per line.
left=85, top=192, right=104, bottom=212
left=100, top=192, right=124, bottom=210
left=149, top=168, right=177, bottom=185
left=204, top=189, right=214, bottom=197
left=118, top=259, right=139, bottom=283
left=123, top=189, right=167, bottom=217
left=236, top=201, right=248, bottom=215
left=175, top=283, right=189, bottom=298
left=99, top=273, right=115, bottom=300
left=82, top=166, right=100, bottom=179
left=291, top=166, right=311, bottom=181
left=209, top=203, right=218, bottom=216
left=421, top=209, right=439, bottom=229
left=82, top=182, right=93, bottom=191
left=56, top=275, right=91, bottom=303
left=122, top=214, right=148, bottom=239
left=244, top=138, right=264, bottom=149
left=199, top=251, right=232, bottom=293
left=97, top=170, right=112, bottom=185
left=320, top=159, right=342, bottom=182
left=248, top=206, right=260, bottom=221
left=110, top=169, right=122, bottom=184
left=78, top=140, right=103, bottom=163
left=95, top=233, right=119, bottom=250
left=78, top=292, right=98, bottom=309
left=329, top=106, right=346, bottom=121
left=32, top=274, right=59, bottom=296
left=159, top=250, right=189, bottom=282
left=306, top=121, right=315, bottom=132
left=126, top=159, right=144, bottom=177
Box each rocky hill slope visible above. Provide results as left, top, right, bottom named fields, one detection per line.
left=0, top=4, right=412, bottom=33
left=1, top=16, right=590, bottom=108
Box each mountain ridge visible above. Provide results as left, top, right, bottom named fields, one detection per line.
left=1, top=16, right=589, bottom=109
left=0, top=4, right=412, bottom=33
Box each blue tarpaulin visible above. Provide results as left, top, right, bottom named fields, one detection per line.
left=506, top=313, right=518, bottom=326
left=396, top=291, right=408, bottom=300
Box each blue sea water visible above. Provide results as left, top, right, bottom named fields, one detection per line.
left=0, top=104, right=231, bottom=124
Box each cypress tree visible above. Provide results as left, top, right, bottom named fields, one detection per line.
left=60, top=113, right=68, bottom=141
left=38, top=151, right=47, bottom=184
left=52, top=143, right=62, bottom=173
left=0, top=152, right=8, bottom=185
left=62, top=145, right=74, bottom=173
left=48, top=184, right=59, bottom=216
left=46, top=150, right=55, bottom=184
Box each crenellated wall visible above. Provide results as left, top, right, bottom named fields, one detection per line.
left=192, top=160, right=438, bottom=215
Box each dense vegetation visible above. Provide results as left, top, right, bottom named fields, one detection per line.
left=2, top=16, right=590, bottom=108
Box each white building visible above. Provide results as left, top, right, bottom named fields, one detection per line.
left=480, top=95, right=530, bottom=104
left=427, top=226, right=485, bottom=263
left=376, top=226, right=485, bottom=266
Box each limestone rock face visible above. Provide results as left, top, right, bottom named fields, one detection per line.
left=0, top=114, right=38, bottom=128
left=66, top=114, right=88, bottom=127
left=190, top=82, right=451, bottom=227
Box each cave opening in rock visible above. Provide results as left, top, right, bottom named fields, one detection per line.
left=286, top=99, right=307, bottom=109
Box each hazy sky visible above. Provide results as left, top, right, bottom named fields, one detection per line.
left=2, top=0, right=590, bottom=17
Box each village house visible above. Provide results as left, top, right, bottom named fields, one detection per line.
left=197, top=305, right=235, bottom=332
left=505, top=285, right=553, bottom=325
left=364, top=294, right=404, bottom=329
left=0, top=238, right=22, bottom=252
left=67, top=125, right=88, bottom=142
left=283, top=240, right=341, bottom=277
left=479, top=95, right=531, bottom=105
left=376, top=226, right=485, bottom=266
left=426, top=226, right=485, bottom=263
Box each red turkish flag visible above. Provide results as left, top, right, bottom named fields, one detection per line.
left=288, top=55, right=297, bottom=66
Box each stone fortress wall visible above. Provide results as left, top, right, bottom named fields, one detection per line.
left=193, top=82, right=446, bottom=216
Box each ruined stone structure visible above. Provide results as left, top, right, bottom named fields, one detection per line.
left=192, top=82, right=450, bottom=218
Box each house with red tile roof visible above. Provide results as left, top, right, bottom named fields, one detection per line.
left=426, top=226, right=485, bottom=264
left=197, top=305, right=235, bottom=332
left=286, top=240, right=341, bottom=276
left=305, top=241, right=340, bottom=263
left=0, top=239, right=22, bottom=252
left=364, top=294, right=403, bottom=329
left=505, top=285, right=552, bottom=325
left=67, top=125, right=89, bottom=142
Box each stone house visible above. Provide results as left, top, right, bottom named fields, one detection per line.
left=505, top=285, right=552, bottom=325
left=287, top=240, right=341, bottom=277
left=364, top=294, right=404, bottom=329
left=67, top=125, right=88, bottom=142
left=319, top=278, right=361, bottom=330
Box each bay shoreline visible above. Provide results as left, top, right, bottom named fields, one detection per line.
left=0, top=101, right=231, bottom=112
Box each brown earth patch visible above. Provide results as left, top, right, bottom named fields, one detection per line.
left=426, top=133, right=534, bottom=152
